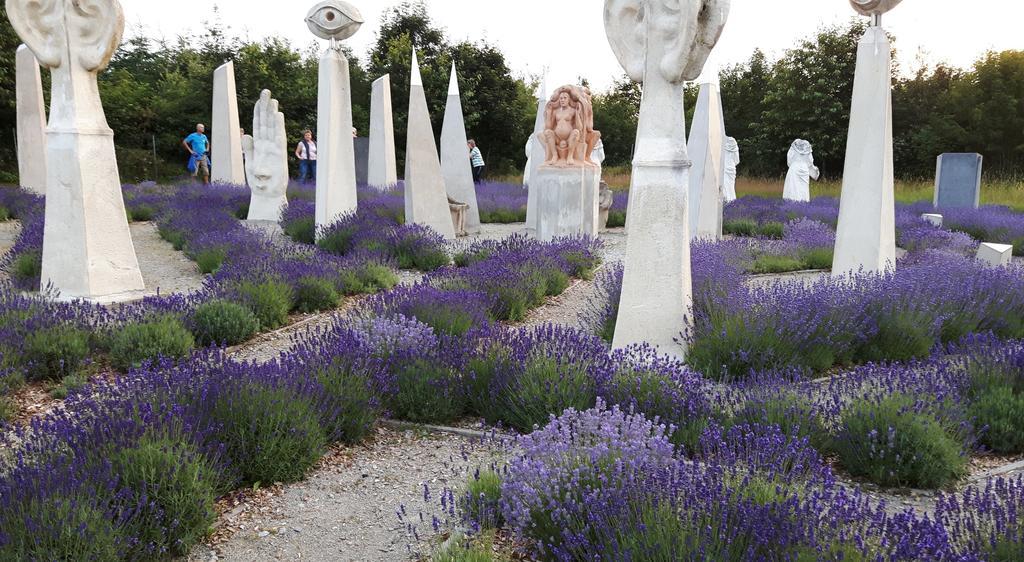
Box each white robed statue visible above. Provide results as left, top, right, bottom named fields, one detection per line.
left=783, top=139, right=819, bottom=202
left=722, top=136, right=740, bottom=202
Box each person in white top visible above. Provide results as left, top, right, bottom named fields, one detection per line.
left=295, top=130, right=318, bottom=184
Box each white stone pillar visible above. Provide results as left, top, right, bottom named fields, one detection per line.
left=211, top=62, right=245, bottom=185
left=15, top=45, right=47, bottom=195
left=404, top=49, right=456, bottom=240
left=525, top=81, right=547, bottom=234
left=315, top=46, right=358, bottom=234
left=833, top=26, right=896, bottom=276
left=368, top=74, right=398, bottom=188
left=687, top=82, right=726, bottom=240
left=440, top=63, right=481, bottom=234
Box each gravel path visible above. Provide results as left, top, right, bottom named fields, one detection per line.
left=0, top=220, right=18, bottom=259
left=132, top=222, right=207, bottom=296
left=187, top=428, right=505, bottom=562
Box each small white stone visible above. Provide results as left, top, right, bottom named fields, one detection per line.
left=977, top=243, right=1014, bottom=267
left=921, top=213, right=943, bottom=227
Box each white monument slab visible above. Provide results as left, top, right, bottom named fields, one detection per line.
left=404, top=49, right=456, bottom=240
left=440, top=63, right=481, bottom=234
left=921, top=213, right=943, bottom=227
left=604, top=0, right=730, bottom=359
left=211, top=62, right=245, bottom=185
left=242, top=90, right=289, bottom=222
left=934, top=153, right=983, bottom=209
left=368, top=74, right=398, bottom=188
left=687, top=82, right=726, bottom=240
left=977, top=243, right=1013, bottom=267
left=8, top=0, right=145, bottom=301
left=525, top=77, right=547, bottom=234
left=15, top=45, right=47, bottom=194
left=833, top=16, right=897, bottom=276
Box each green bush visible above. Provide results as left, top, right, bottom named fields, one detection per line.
left=750, top=255, right=804, bottom=274
left=193, top=247, right=226, bottom=274
left=606, top=210, right=627, bottom=229
left=22, top=325, right=90, bottom=382
left=235, top=279, right=293, bottom=330
left=190, top=300, right=259, bottom=346
left=799, top=248, right=834, bottom=270
left=293, top=276, right=340, bottom=313
left=728, top=392, right=831, bottom=453
left=396, top=245, right=450, bottom=271
left=0, top=497, right=121, bottom=561
left=127, top=204, right=155, bottom=222
left=109, top=316, right=195, bottom=371
left=0, top=206, right=11, bottom=221
left=284, top=216, right=316, bottom=245
left=49, top=373, right=89, bottom=400
left=0, top=396, right=16, bottom=422
left=970, top=385, right=1024, bottom=454
left=496, top=352, right=596, bottom=432
left=158, top=227, right=187, bottom=250
left=834, top=393, right=968, bottom=489
left=462, top=470, right=504, bottom=530
left=854, top=309, right=935, bottom=364
left=357, top=263, right=398, bottom=291
left=562, top=251, right=600, bottom=279
left=209, top=382, right=327, bottom=485
left=387, top=359, right=464, bottom=424
left=316, top=224, right=359, bottom=255
left=10, top=250, right=41, bottom=286
left=113, top=435, right=218, bottom=557
left=431, top=533, right=503, bottom=562
left=724, top=219, right=757, bottom=237
left=757, top=222, right=786, bottom=239
left=234, top=204, right=249, bottom=220
left=315, top=358, right=378, bottom=443
left=479, top=208, right=526, bottom=224
left=604, top=368, right=708, bottom=452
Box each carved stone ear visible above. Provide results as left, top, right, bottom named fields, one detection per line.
left=5, top=0, right=66, bottom=68
left=603, top=0, right=647, bottom=82
left=69, top=0, right=125, bottom=72
left=676, top=0, right=731, bottom=82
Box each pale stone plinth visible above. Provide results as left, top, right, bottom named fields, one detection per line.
left=16, top=45, right=47, bottom=194
left=449, top=197, right=469, bottom=237
left=211, top=62, right=245, bottom=185
left=534, top=167, right=600, bottom=242
left=977, top=243, right=1013, bottom=267
left=833, top=26, right=896, bottom=276
left=368, top=75, right=398, bottom=188
left=404, top=50, right=456, bottom=240
left=315, top=47, right=358, bottom=234
left=440, top=63, right=480, bottom=234
left=922, top=213, right=943, bottom=227
left=687, top=82, right=725, bottom=240
left=524, top=87, right=547, bottom=234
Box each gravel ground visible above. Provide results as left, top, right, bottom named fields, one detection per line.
left=132, top=222, right=207, bottom=296
left=0, top=220, right=18, bottom=259
left=186, top=428, right=505, bottom=562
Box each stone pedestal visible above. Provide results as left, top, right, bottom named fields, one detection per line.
left=16, top=45, right=47, bottom=194
left=922, top=213, right=943, bottom=227
left=315, top=47, right=358, bottom=233
left=440, top=63, right=481, bottom=234
left=211, top=62, right=245, bottom=185
left=934, top=153, right=982, bottom=209
left=977, top=243, right=1013, bottom=267
left=534, top=167, right=600, bottom=242
left=449, top=197, right=469, bottom=237
left=687, top=83, right=726, bottom=240
left=525, top=88, right=547, bottom=233
left=368, top=75, right=398, bottom=188
left=833, top=26, right=896, bottom=276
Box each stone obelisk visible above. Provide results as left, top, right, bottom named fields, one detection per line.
left=440, top=62, right=481, bottom=234
left=15, top=45, right=47, bottom=194
left=211, top=61, right=245, bottom=185
left=368, top=75, right=398, bottom=188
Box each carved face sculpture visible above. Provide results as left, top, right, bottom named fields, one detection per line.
left=558, top=92, right=571, bottom=108
left=305, top=0, right=363, bottom=41
left=604, top=0, right=731, bottom=84
left=242, top=90, right=289, bottom=200
left=849, top=0, right=903, bottom=16
left=6, top=0, right=125, bottom=71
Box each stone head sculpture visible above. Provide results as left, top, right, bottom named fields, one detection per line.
left=849, top=0, right=903, bottom=16
left=306, top=0, right=363, bottom=42
left=242, top=90, right=289, bottom=221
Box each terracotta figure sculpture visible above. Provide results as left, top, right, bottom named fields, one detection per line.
left=539, top=85, right=601, bottom=168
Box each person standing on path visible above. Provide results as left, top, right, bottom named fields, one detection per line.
left=295, top=130, right=318, bottom=184
left=468, top=139, right=485, bottom=183
left=182, top=123, right=211, bottom=184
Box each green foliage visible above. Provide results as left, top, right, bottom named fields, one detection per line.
left=835, top=394, right=968, bottom=489
left=190, top=300, right=260, bottom=346
left=127, top=204, right=155, bottom=222
left=316, top=223, right=359, bottom=255
left=970, top=386, right=1024, bottom=454
left=209, top=382, right=327, bottom=485
left=751, top=255, right=805, bottom=274
left=0, top=396, right=16, bottom=422
left=158, top=227, right=187, bottom=251
left=479, top=208, right=526, bottom=224
left=0, top=498, right=121, bottom=561
left=10, top=250, right=41, bottom=286
left=593, top=77, right=641, bottom=168
left=292, top=276, right=340, bottom=313
left=497, top=352, right=596, bottom=433
left=49, top=373, right=89, bottom=400
left=387, top=359, right=464, bottom=424
left=23, top=325, right=90, bottom=382
left=854, top=308, right=935, bottom=364
left=394, top=241, right=449, bottom=271
left=462, top=470, right=504, bottom=530
left=315, top=358, right=378, bottom=443
left=284, top=216, right=316, bottom=245
left=403, top=303, right=478, bottom=338
left=604, top=368, right=708, bottom=452
left=335, top=263, right=399, bottom=296
left=606, top=210, right=627, bottom=229
left=799, top=247, right=834, bottom=270
left=0, top=206, right=10, bottom=221
left=113, top=435, right=218, bottom=557
left=724, top=219, right=758, bottom=237
left=431, top=533, right=504, bottom=562
left=192, top=247, right=226, bottom=274
left=235, top=279, right=294, bottom=330
left=109, top=316, right=195, bottom=371
left=728, top=393, right=832, bottom=453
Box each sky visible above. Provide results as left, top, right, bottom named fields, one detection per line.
left=122, top=0, right=1023, bottom=91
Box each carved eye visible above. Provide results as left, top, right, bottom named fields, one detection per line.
left=306, top=1, right=363, bottom=41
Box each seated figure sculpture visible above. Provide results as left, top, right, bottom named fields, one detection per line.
left=539, top=85, right=601, bottom=168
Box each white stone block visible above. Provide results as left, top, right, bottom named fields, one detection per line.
left=440, top=63, right=480, bottom=234
left=211, top=62, right=245, bottom=185
left=833, top=26, right=897, bottom=275
left=922, top=213, right=943, bottom=227
left=525, top=87, right=547, bottom=233
left=315, top=47, right=358, bottom=233
left=534, top=167, right=600, bottom=242
left=368, top=74, right=398, bottom=188
left=687, top=82, right=725, bottom=240
left=16, top=45, right=46, bottom=195
left=977, top=243, right=1013, bottom=267
left=404, top=50, right=456, bottom=240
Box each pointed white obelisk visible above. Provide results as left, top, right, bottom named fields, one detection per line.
left=687, top=82, right=726, bottom=240
left=440, top=62, right=481, bottom=234
left=525, top=75, right=547, bottom=233
left=369, top=74, right=398, bottom=188
left=315, top=44, right=359, bottom=233
left=833, top=24, right=896, bottom=275
left=16, top=45, right=47, bottom=194
left=211, top=62, right=245, bottom=185
left=404, top=49, right=456, bottom=240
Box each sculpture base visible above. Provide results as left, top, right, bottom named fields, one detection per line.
left=248, top=194, right=288, bottom=222
left=533, top=166, right=600, bottom=242
left=40, top=128, right=144, bottom=299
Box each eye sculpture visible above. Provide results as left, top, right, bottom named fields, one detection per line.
left=305, top=0, right=364, bottom=41
left=849, top=0, right=903, bottom=16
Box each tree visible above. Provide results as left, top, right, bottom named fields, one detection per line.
left=0, top=5, right=23, bottom=181
left=592, top=76, right=641, bottom=168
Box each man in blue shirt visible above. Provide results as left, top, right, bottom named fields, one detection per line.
left=182, top=123, right=211, bottom=184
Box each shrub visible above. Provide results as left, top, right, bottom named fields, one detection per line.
left=0, top=396, right=16, bottom=422
left=193, top=247, right=226, bottom=274
left=22, top=325, right=90, bottom=381
left=970, top=386, right=1024, bottom=454
left=751, top=255, right=804, bottom=274
left=854, top=308, right=935, bottom=364
left=10, top=250, right=41, bottom=286
left=284, top=216, right=316, bottom=245
left=190, top=300, right=259, bottom=346
left=234, top=204, right=249, bottom=220
left=209, top=381, right=327, bottom=485
left=235, top=278, right=294, bottom=330
left=757, top=222, right=786, bottom=239
left=159, top=228, right=187, bottom=250
left=293, top=276, right=340, bottom=313
left=0, top=493, right=121, bottom=561
left=431, top=534, right=502, bottom=562
left=602, top=367, right=709, bottom=452
left=315, top=358, right=379, bottom=443
left=402, top=301, right=479, bottom=338
left=109, top=316, right=195, bottom=371
left=387, top=359, right=463, bottom=424
left=127, top=204, right=155, bottom=222
left=799, top=248, right=834, bottom=270
left=724, top=219, right=757, bottom=237
left=316, top=223, right=359, bottom=255
left=0, top=206, right=9, bottom=221
left=606, top=210, right=626, bottom=228
left=462, top=469, right=504, bottom=530
left=357, top=262, right=398, bottom=292
left=49, top=373, right=89, bottom=400
left=728, top=392, right=831, bottom=453
left=834, top=393, right=968, bottom=489
left=494, top=352, right=596, bottom=433
left=112, top=435, right=218, bottom=557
